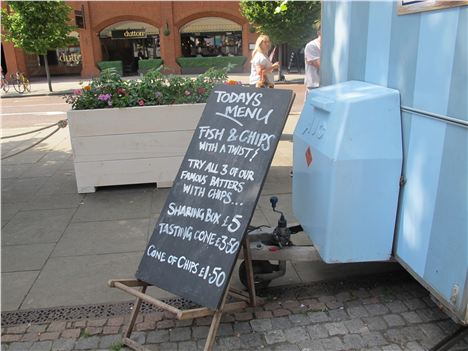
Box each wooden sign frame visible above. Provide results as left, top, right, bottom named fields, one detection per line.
left=397, top=0, right=468, bottom=15
left=109, top=236, right=260, bottom=351
left=109, top=86, right=294, bottom=350
left=135, top=86, right=294, bottom=310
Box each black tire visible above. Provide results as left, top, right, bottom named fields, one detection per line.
left=1, top=79, right=9, bottom=93
left=239, top=260, right=275, bottom=290
left=12, top=78, right=25, bottom=93
left=23, top=79, right=31, bottom=92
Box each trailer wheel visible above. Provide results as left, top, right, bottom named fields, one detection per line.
left=239, top=260, right=275, bottom=290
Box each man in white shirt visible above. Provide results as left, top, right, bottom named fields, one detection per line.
left=304, top=25, right=321, bottom=95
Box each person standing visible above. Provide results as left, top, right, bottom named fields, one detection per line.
left=249, top=35, right=279, bottom=88
left=304, top=24, right=321, bottom=96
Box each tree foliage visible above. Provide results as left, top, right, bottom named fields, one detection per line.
left=1, top=1, right=77, bottom=55
left=2, top=1, right=77, bottom=91
left=240, top=0, right=320, bottom=49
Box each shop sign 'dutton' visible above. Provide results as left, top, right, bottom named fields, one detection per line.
left=58, top=53, right=82, bottom=65
left=136, top=85, right=294, bottom=309
left=111, top=29, right=147, bottom=40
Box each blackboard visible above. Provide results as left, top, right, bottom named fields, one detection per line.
left=136, top=85, right=294, bottom=309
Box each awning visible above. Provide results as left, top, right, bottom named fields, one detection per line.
left=180, top=17, right=242, bottom=34
left=100, top=21, right=159, bottom=38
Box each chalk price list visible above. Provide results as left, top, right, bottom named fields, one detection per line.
left=144, top=89, right=279, bottom=289
left=146, top=245, right=227, bottom=287
left=147, top=204, right=243, bottom=287
left=138, top=87, right=291, bottom=308
left=158, top=208, right=242, bottom=255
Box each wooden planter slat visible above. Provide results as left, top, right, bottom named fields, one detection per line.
left=68, top=104, right=204, bottom=137
left=73, top=156, right=183, bottom=191
left=71, top=131, right=194, bottom=162
left=68, top=104, right=205, bottom=193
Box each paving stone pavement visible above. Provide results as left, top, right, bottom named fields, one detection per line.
left=2, top=104, right=402, bottom=312
left=2, top=82, right=467, bottom=351
left=2, top=272, right=468, bottom=351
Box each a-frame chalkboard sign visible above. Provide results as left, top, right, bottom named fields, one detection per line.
left=110, top=84, right=294, bottom=351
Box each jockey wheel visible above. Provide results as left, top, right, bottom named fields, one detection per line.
left=238, top=259, right=277, bottom=290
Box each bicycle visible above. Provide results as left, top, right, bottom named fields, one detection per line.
left=10, top=72, right=31, bottom=94
left=19, top=72, right=31, bottom=93
left=1, top=73, right=10, bottom=93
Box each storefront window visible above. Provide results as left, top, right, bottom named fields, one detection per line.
left=180, top=17, right=242, bottom=58
left=36, top=32, right=82, bottom=76
left=57, top=46, right=82, bottom=66
left=99, top=21, right=160, bottom=75
left=181, top=32, right=242, bottom=57
left=39, top=47, right=81, bottom=66
left=39, top=51, right=59, bottom=66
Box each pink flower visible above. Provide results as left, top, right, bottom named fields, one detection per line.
left=138, top=99, right=145, bottom=106
left=197, top=87, right=206, bottom=95
left=184, top=90, right=191, bottom=96
left=73, top=89, right=82, bottom=95
left=98, top=93, right=112, bottom=101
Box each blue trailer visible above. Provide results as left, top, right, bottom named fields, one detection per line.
left=314, top=1, right=467, bottom=327
left=242, top=2, right=467, bottom=349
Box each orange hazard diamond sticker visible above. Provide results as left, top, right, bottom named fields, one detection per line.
left=305, top=146, right=313, bottom=167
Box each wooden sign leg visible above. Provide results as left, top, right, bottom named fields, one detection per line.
left=122, top=285, right=147, bottom=350
left=203, top=305, right=225, bottom=350
left=203, top=281, right=230, bottom=351
left=203, top=237, right=258, bottom=351
left=242, top=235, right=257, bottom=307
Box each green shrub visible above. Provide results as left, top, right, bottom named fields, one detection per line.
left=65, top=66, right=232, bottom=110
left=138, top=59, right=163, bottom=74
left=97, top=61, right=123, bottom=75
left=176, top=56, right=246, bottom=70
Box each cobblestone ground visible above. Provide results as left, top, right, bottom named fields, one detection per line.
left=2, top=272, right=467, bottom=351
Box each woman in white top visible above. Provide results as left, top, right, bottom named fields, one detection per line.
left=249, top=35, right=279, bottom=88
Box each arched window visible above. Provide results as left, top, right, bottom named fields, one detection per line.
left=99, top=21, right=160, bottom=75
left=180, top=17, right=242, bottom=57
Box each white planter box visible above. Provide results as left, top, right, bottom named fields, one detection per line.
left=67, top=103, right=205, bottom=193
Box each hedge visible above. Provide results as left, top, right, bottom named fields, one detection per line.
left=138, top=59, right=164, bottom=74
left=97, top=61, right=123, bottom=76
left=176, top=56, right=246, bottom=70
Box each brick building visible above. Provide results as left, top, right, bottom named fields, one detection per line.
left=1, top=1, right=258, bottom=77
